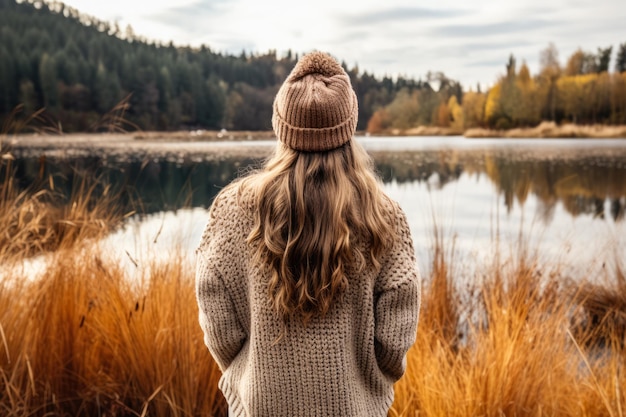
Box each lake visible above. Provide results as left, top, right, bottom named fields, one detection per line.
left=10, top=135, right=626, bottom=279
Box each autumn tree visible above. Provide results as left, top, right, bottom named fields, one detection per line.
left=447, top=95, right=463, bottom=130
left=592, top=72, right=612, bottom=122
left=484, top=83, right=503, bottom=128
left=566, top=46, right=612, bottom=75
left=366, top=108, right=390, bottom=134
left=611, top=72, right=626, bottom=123
left=538, top=43, right=561, bottom=121
left=384, top=88, right=421, bottom=130
left=557, top=74, right=607, bottom=123
left=565, top=49, right=585, bottom=76
left=499, top=55, right=522, bottom=127
left=557, top=75, right=585, bottom=123
left=434, top=102, right=451, bottom=127
left=461, top=91, right=486, bottom=128
left=516, top=61, right=541, bottom=126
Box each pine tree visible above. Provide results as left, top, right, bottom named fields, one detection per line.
left=596, top=46, right=612, bottom=73
left=39, top=52, right=58, bottom=109
left=616, top=43, right=626, bottom=73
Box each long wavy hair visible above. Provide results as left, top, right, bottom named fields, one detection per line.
left=241, top=139, right=396, bottom=324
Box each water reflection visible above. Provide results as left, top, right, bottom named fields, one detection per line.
left=8, top=148, right=626, bottom=223
left=373, top=150, right=626, bottom=223
left=9, top=154, right=262, bottom=213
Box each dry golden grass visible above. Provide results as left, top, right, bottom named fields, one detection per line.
left=4, top=236, right=626, bottom=417
left=391, top=242, right=626, bottom=417
left=0, top=160, right=132, bottom=263
left=2, top=233, right=624, bottom=416
left=0, top=247, right=226, bottom=416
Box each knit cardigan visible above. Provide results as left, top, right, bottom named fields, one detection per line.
left=195, top=183, right=421, bottom=417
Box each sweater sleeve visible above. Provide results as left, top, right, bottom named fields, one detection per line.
left=374, top=204, right=421, bottom=381
left=196, top=256, right=247, bottom=372
left=195, top=188, right=248, bottom=372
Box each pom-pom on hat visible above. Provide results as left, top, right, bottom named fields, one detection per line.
left=272, top=51, right=358, bottom=152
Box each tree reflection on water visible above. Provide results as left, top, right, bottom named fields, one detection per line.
left=7, top=148, right=626, bottom=223
left=373, top=149, right=626, bottom=223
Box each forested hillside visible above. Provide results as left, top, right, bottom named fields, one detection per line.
left=0, top=0, right=456, bottom=132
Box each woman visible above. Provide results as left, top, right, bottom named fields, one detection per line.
left=196, top=51, right=420, bottom=417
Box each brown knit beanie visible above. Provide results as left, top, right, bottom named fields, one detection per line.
left=272, top=51, right=359, bottom=152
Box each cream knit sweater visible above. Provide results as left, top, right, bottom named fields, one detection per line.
left=196, top=183, right=421, bottom=417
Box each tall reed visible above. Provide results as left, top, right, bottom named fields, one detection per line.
left=0, top=246, right=225, bottom=416
left=391, top=236, right=626, bottom=416
left=4, top=234, right=624, bottom=416
left=0, top=159, right=131, bottom=262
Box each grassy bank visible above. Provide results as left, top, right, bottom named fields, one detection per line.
left=1, top=167, right=626, bottom=416
left=465, top=121, right=626, bottom=139
left=368, top=121, right=626, bottom=138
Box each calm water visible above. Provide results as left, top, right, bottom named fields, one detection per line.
left=11, top=136, right=626, bottom=278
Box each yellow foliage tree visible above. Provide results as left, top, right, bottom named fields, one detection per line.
left=462, top=91, right=486, bottom=128
left=518, top=62, right=532, bottom=84
left=557, top=74, right=596, bottom=123
left=484, top=83, right=502, bottom=127
left=515, top=62, right=541, bottom=126
left=447, top=95, right=464, bottom=130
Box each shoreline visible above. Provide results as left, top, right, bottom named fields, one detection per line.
left=4, top=131, right=626, bottom=163
left=369, top=122, right=626, bottom=139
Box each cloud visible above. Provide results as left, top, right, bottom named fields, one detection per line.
left=461, top=40, right=533, bottom=52
left=433, top=18, right=558, bottom=38
left=149, top=1, right=231, bottom=35
left=465, top=59, right=510, bottom=68
left=341, top=7, right=472, bottom=26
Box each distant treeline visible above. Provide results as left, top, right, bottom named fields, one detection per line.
left=368, top=45, right=626, bottom=133
left=0, top=0, right=625, bottom=134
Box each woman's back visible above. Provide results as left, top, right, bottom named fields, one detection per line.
left=196, top=51, right=420, bottom=417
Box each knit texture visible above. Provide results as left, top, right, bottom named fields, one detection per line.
left=272, top=51, right=359, bottom=152
left=196, top=184, right=421, bottom=417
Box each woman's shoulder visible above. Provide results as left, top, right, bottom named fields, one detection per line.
left=209, top=180, right=255, bottom=220
left=196, top=180, right=255, bottom=254
left=379, top=193, right=407, bottom=227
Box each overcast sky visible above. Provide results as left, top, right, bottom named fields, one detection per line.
left=60, top=0, right=626, bottom=90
